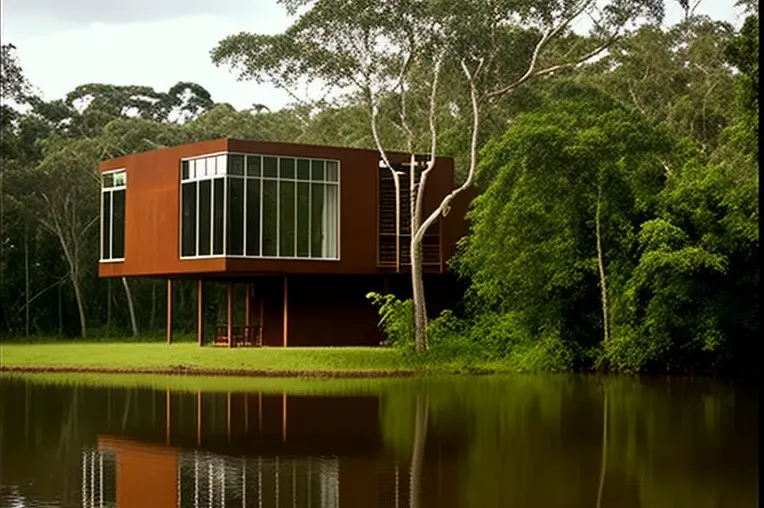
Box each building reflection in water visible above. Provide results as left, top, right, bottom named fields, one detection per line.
left=79, top=390, right=453, bottom=508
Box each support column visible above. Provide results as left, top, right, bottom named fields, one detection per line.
left=245, top=283, right=251, bottom=327
left=166, top=280, right=173, bottom=344
left=227, top=281, right=233, bottom=348
left=282, top=276, right=288, bottom=348
left=197, top=280, right=204, bottom=347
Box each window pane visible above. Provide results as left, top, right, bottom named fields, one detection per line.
left=197, top=158, right=207, bottom=178
left=113, top=172, right=126, bottom=187
left=206, top=156, right=216, bottom=177
left=297, top=159, right=310, bottom=180
left=324, top=184, right=338, bottom=258
left=246, top=178, right=261, bottom=256
left=326, top=160, right=338, bottom=182
left=229, top=154, right=245, bottom=176
left=181, top=160, right=190, bottom=180
left=102, top=192, right=111, bottom=259
left=262, top=180, right=278, bottom=256
left=280, top=180, right=295, bottom=257
left=247, top=155, right=261, bottom=177
left=213, top=178, right=225, bottom=255
left=280, top=158, right=295, bottom=179
left=263, top=157, right=278, bottom=178
left=311, top=160, right=324, bottom=181
left=181, top=182, right=197, bottom=257
left=216, top=155, right=227, bottom=175
left=103, top=173, right=114, bottom=188
left=297, top=182, right=310, bottom=257
left=198, top=180, right=211, bottom=255
left=310, top=183, right=325, bottom=257
left=112, top=189, right=125, bottom=259
left=227, top=177, right=244, bottom=255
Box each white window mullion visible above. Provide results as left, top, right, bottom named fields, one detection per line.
left=109, top=191, right=115, bottom=260
left=259, top=176, right=263, bottom=257
left=209, top=179, right=215, bottom=255
left=195, top=181, right=200, bottom=257
left=243, top=175, right=248, bottom=256
left=223, top=176, right=228, bottom=256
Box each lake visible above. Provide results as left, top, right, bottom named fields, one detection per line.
left=0, top=374, right=758, bottom=508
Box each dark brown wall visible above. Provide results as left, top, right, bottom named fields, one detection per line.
left=98, top=138, right=468, bottom=279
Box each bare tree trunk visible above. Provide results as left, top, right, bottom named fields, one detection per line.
left=57, top=282, right=63, bottom=336
left=409, top=392, right=428, bottom=508
left=71, top=271, right=87, bottom=338
left=24, top=222, right=30, bottom=338
left=595, top=183, right=610, bottom=343
left=121, top=277, right=138, bottom=336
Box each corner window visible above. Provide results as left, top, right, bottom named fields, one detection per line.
left=180, top=153, right=339, bottom=260
left=101, top=169, right=126, bottom=262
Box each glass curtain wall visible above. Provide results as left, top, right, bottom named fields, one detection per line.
left=181, top=153, right=339, bottom=260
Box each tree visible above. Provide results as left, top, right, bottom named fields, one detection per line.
left=453, top=83, right=670, bottom=362
left=212, top=0, right=664, bottom=352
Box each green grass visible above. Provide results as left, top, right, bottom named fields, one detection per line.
left=0, top=342, right=411, bottom=373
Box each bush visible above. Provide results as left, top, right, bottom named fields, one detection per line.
left=366, top=292, right=414, bottom=350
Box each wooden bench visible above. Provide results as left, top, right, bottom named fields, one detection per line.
left=213, top=325, right=262, bottom=347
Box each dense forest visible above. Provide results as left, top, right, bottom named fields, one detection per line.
left=0, top=0, right=758, bottom=373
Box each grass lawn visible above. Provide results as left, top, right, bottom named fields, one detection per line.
left=0, top=342, right=411, bottom=374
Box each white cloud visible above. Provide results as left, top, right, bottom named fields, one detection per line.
left=2, top=5, right=294, bottom=111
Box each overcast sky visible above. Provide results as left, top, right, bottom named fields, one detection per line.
left=1, top=0, right=744, bottom=112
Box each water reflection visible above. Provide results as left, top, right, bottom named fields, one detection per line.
left=0, top=375, right=758, bottom=508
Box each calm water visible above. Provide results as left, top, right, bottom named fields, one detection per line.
left=0, top=375, right=758, bottom=508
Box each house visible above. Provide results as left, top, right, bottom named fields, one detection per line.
left=97, top=138, right=469, bottom=346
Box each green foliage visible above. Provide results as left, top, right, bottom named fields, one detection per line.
left=366, top=292, right=414, bottom=349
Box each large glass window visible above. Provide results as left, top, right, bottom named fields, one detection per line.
left=180, top=153, right=339, bottom=260
left=100, top=169, right=126, bottom=261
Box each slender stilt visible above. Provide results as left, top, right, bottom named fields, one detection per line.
left=245, top=283, right=251, bottom=327
left=166, top=280, right=172, bottom=344
left=282, top=276, right=288, bottom=347
left=197, top=280, right=204, bottom=347
left=227, top=281, right=233, bottom=348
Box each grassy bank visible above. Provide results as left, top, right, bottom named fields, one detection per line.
left=0, top=342, right=413, bottom=376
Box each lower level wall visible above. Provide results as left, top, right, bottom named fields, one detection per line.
left=244, top=274, right=463, bottom=347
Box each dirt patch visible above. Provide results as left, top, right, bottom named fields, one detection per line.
left=0, top=365, right=418, bottom=378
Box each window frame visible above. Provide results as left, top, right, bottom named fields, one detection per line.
left=100, top=168, right=127, bottom=263
left=178, top=151, right=341, bottom=261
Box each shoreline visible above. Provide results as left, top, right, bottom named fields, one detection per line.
left=0, top=364, right=418, bottom=378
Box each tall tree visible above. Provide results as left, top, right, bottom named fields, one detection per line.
left=212, top=0, right=664, bottom=352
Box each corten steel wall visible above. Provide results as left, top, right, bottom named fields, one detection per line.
left=98, top=138, right=468, bottom=279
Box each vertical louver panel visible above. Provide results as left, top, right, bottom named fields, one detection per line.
left=378, top=161, right=441, bottom=269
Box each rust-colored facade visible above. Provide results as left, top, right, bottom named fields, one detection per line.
left=97, top=139, right=469, bottom=346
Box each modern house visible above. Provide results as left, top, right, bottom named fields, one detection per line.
left=97, top=139, right=469, bottom=346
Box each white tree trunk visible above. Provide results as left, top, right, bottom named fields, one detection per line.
left=121, top=277, right=138, bottom=336
left=595, top=183, right=610, bottom=343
